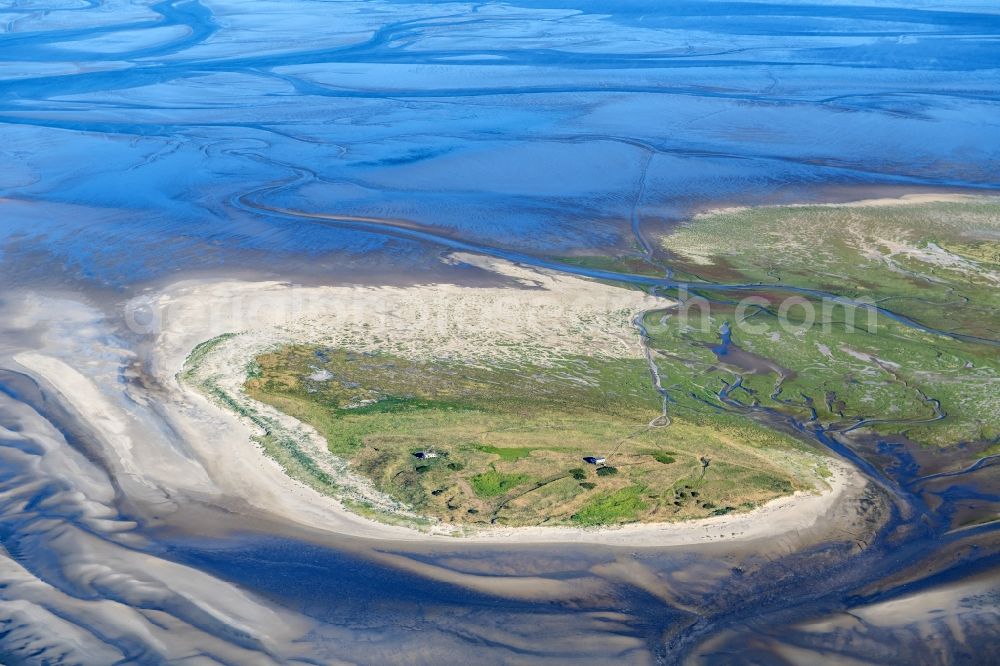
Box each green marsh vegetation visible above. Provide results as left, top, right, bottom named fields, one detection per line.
left=246, top=347, right=820, bottom=527
left=663, top=201, right=1000, bottom=337
left=653, top=200, right=1000, bottom=448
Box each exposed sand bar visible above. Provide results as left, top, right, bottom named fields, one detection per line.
left=697, top=192, right=998, bottom=219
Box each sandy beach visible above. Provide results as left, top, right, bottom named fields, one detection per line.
left=695, top=192, right=998, bottom=220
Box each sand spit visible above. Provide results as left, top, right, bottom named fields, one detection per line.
left=696, top=192, right=997, bottom=219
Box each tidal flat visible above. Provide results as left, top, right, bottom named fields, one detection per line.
left=2, top=0, right=1000, bottom=664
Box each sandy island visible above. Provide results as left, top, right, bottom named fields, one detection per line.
left=13, top=253, right=868, bottom=548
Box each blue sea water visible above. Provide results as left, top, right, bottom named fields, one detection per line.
left=1, top=2, right=999, bottom=664
left=2, top=0, right=998, bottom=283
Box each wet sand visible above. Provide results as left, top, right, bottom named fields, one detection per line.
left=3, top=0, right=999, bottom=660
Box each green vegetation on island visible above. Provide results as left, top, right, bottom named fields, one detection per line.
left=245, top=347, right=823, bottom=527
left=663, top=200, right=1000, bottom=337
left=651, top=200, right=1000, bottom=448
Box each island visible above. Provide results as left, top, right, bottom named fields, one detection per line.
left=175, top=196, right=998, bottom=536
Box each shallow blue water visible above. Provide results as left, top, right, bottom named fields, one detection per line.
left=2, top=2, right=1000, bottom=664
left=3, top=0, right=999, bottom=283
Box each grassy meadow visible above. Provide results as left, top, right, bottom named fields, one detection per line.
left=246, top=347, right=823, bottom=527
